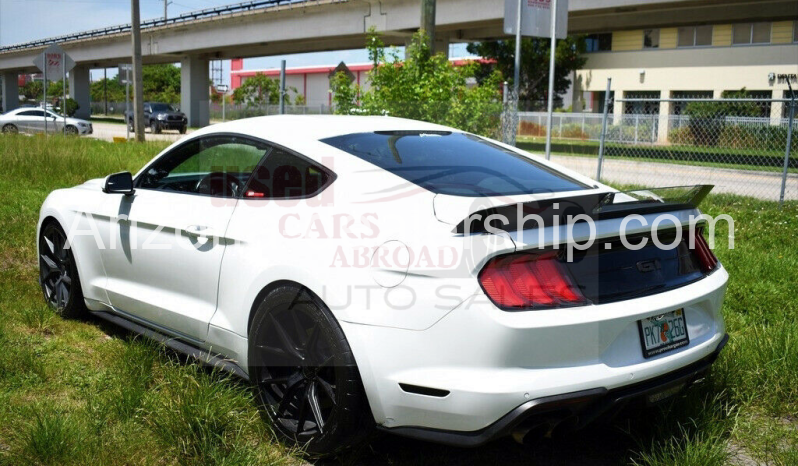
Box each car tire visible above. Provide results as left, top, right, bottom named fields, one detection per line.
left=2, top=123, right=18, bottom=134
left=150, top=121, right=161, bottom=134
left=65, top=125, right=79, bottom=136
left=248, top=285, right=371, bottom=456
left=38, top=221, right=86, bottom=319
left=179, top=125, right=187, bottom=134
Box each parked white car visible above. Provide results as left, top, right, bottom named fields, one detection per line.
left=37, top=115, right=727, bottom=454
left=1, top=107, right=92, bottom=135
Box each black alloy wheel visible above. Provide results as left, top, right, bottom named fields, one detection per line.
left=2, top=124, right=18, bottom=134
left=38, top=222, right=85, bottom=318
left=65, top=125, right=79, bottom=136
left=249, top=285, right=369, bottom=455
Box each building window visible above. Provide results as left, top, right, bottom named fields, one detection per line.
left=585, top=33, right=612, bottom=52
left=678, top=25, right=713, bottom=47
left=643, top=29, right=660, bottom=48
left=671, top=91, right=713, bottom=115
left=732, top=22, right=771, bottom=45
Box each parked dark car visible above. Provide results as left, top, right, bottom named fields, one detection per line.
left=126, top=102, right=187, bottom=134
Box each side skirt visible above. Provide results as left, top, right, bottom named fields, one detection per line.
left=92, top=310, right=249, bottom=381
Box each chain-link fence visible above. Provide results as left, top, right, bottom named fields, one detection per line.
left=515, top=94, right=796, bottom=203
left=208, top=103, right=333, bottom=121
left=89, top=101, right=334, bottom=120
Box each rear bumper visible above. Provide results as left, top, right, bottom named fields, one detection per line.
left=344, top=265, right=728, bottom=435
left=381, top=333, right=728, bottom=447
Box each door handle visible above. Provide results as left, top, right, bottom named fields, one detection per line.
left=185, top=225, right=216, bottom=237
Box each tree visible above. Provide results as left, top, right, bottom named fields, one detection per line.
left=466, top=36, right=587, bottom=110
left=21, top=81, right=43, bottom=101
left=142, top=64, right=181, bottom=103
left=232, top=73, right=296, bottom=106
left=333, top=30, right=503, bottom=137
left=91, top=76, right=126, bottom=103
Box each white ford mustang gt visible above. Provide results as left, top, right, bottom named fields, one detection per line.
left=38, top=115, right=727, bottom=454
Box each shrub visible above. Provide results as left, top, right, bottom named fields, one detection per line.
left=518, top=120, right=545, bottom=136
left=717, top=125, right=758, bottom=150
left=559, top=123, right=589, bottom=140
left=669, top=126, right=694, bottom=145
left=333, top=29, right=503, bottom=137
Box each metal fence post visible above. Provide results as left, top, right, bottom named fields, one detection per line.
left=596, top=78, right=611, bottom=181
left=779, top=87, right=795, bottom=207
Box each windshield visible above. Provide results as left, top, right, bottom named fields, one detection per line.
left=151, top=103, right=175, bottom=112
left=321, top=131, right=589, bottom=197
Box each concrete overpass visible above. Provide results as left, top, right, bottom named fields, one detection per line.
left=1, top=0, right=796, bottom=125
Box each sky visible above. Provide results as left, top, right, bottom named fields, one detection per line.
left=0, top=0, right=473, bottom=85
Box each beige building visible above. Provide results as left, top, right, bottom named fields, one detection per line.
left=574, top=19, right=798, bottom=129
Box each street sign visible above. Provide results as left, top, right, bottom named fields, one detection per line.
left=118, top=64, right=132, bottom=84
left=216, top=84, right=229, bottom=93
left=33, top=44, right=75, bottom=77
left=504, top=0, right=568, bottom=39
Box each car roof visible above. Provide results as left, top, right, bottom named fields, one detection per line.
left=190, top=114, right=460, bottom=144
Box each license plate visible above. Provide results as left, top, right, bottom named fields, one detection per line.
left=638, top=309, right=689, bottom=358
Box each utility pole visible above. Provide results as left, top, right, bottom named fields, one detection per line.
left=131, top=0, right=145, bottom=142
left=513, top=0, right=522, bottom=108
left=544, top=0, right=558, bottom=160
left=163, top=0, right=172, bottom=23
left=420, top=0, right=436, bottom=50
left=279, top=60, right=286, bottom=114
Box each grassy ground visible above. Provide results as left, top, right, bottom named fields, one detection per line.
left=0, top=134, right=796, bottom=465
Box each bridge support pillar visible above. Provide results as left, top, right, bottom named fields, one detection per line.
left=69, top=65, right=91, bottom=119
left=433, top=33, right=450, bottom=58
left=1, top=72, right=19, bottom=113
left=181, top=56, right=209, bottom=127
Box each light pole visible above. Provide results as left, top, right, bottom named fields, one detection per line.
left=163, top=0, right=172, bottom=23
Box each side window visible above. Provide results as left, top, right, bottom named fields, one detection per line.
left=137, top=135, right=270, bottom=197
left=19, top=110, right=44, bottom=117
left=243, top=147, right=333, bottom=199
left=144, top=105, right=151, bottom=113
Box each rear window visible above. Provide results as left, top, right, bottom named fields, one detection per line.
left=321, top=131, right=588, bottom=197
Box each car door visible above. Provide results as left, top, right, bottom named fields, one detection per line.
left=97, top=134, right=271, bottom=341
left=46, top=111, right=63, bottom=134
left=15, top=109, right=45, bottom=133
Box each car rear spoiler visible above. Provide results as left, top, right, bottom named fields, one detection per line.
left=454, top=185, right=713, bottom=234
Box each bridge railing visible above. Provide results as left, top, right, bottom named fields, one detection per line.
left=0, top=0, right=322, bottom=53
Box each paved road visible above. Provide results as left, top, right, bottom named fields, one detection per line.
left=88, top=122, right=796, bottom=202
left=548, top=154, right=797, bottom=201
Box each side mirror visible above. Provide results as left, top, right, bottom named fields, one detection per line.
left=103, top=171, right=135, bottom=195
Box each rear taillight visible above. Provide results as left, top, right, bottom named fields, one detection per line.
left=478, top=253, right=588, bottom=310
left=691, top=229, right=718, bottom=272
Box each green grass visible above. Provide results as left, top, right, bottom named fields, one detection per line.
left=0, top=134, right=796, bottom=465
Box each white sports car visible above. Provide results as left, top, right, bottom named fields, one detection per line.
left=38, top=115, right=727, bottom=454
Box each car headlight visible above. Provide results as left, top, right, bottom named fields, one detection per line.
left=157, top=114, right=167, bottom=120
left=77, top=122, right=88, bottom=127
